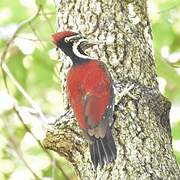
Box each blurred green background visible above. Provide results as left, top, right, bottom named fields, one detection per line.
left=0, top=0, right=180, bottom=179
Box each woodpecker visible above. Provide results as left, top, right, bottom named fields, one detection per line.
left=52, top=31, right=117, bottom=169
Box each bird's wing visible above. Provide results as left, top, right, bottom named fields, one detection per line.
left=83, top=84, right=114, bottom=139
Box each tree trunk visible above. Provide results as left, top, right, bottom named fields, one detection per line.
left=43, top=0, right=180, bottom=179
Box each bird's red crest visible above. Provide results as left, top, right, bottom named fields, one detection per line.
left=52, top=31, right=76, bottom=45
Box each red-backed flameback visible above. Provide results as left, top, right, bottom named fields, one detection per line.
left=52, top=31, right=117, bottom=169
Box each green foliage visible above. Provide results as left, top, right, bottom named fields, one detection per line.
left=151, top=0, right=180, bottom=164
left=0, top=0, right=75, bottom=179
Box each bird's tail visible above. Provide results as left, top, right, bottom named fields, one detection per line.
left=89, top=128, right=117, bottom=169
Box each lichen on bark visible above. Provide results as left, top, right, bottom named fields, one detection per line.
left=43, top=0, right=180, bottom=179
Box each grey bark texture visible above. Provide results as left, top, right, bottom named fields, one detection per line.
left=43, top=0, right=180, bottom=179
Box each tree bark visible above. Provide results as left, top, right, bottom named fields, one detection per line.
left=43, top=0, right=180, bottom=179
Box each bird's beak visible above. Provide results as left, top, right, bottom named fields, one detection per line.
left=79, top=40, right=103, bottom=51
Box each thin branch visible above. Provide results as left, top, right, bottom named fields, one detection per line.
left=3, top=122, right=41, bottom=180
left=0, top=5, right=47, bottom=122
left=41, top=8, right=55, bottom=33
left=0, top=3, right=69, bottom=178
left=28, top=22, right=46, bottom=49
left=15, top=35, right=49, bottom=42
left=52, top=157, right=56, bottom=180
left=0, top=6, right=42, bottom=64
left=1, top=63, right=47, bottom=123
left=39, top=11, right=56, bottom=15
left=15, top=35, right=55, bottom=46
left=14, top=105, right=70, bottom=180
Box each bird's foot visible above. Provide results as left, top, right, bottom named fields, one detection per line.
left=116, top=83, right=136, bottom=100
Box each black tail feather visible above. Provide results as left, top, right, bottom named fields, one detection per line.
left=96, top=139, right=104, bottom=167
left=100, top=139, right=109, bottom=162
left=89, top=128, right=116, bottom=169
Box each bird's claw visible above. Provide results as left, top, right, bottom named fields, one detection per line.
left=116, top=83, right=136, bottom=100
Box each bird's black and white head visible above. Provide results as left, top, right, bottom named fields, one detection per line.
left=52, top=31, right=97, bottom=65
